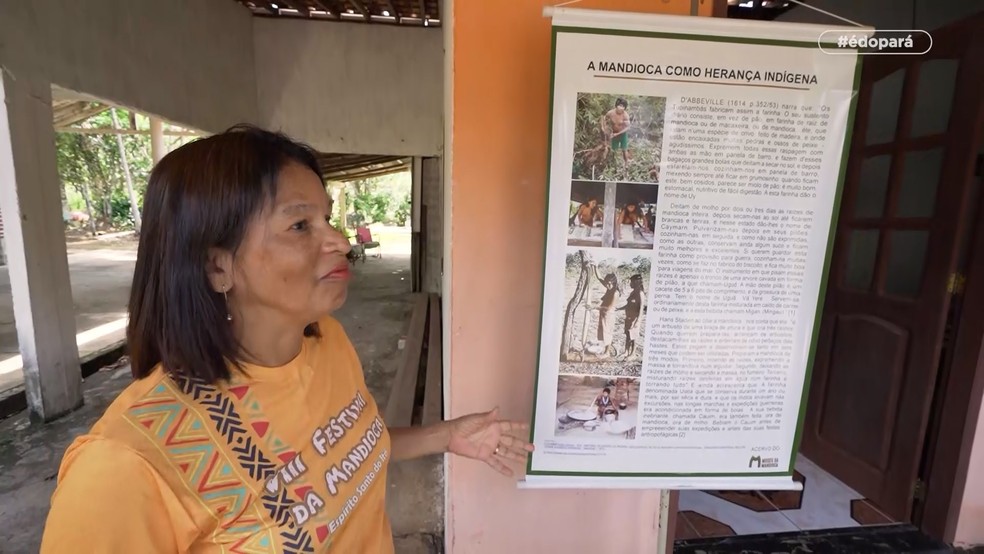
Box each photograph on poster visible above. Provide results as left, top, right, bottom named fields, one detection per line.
left=559, top=250, right=649, bottom=377
left=555, top=375, right=640, bottom=440
left=572, top=93, right=666, bottom=184
left=567, top=181, right=606, bottom=247
left=614, top=182, right=659, bottom=250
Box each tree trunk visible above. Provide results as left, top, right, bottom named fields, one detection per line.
left=59, top=183, right=70, bottom=226
left=102, top=193, right=111, bottom=224
left=560, top=251, right=591, bottom=361
left=110, top=109, right=142, bottom=233
left=80, top=182, right=97, bottom=236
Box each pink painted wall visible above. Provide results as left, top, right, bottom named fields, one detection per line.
left=955, top=397, right=984, bottom=546
left=444, top=0, right=715, bottom=551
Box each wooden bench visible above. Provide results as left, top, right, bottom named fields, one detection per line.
left=384, top=293, right=444, bottom=428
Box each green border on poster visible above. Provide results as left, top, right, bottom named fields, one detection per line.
left=526, top=24, right=864, bottom=480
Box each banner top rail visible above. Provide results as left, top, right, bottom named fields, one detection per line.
left=541, top=6, right=875, bottom=43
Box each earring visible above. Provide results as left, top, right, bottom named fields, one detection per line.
left=223, top=287, right=232, bottom=322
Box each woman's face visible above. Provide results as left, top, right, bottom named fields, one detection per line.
left=627, top=204, right=637, bottom=213
left=221, top=161, right=352, bottom=326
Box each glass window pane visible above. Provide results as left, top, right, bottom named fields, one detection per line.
left=911, top=59, right=959, bottom=138
left=866, top=69, right=905, bottom=145
left=844, top=230, right=880, bottom=291
left=884, top=230, right=929, bottom=297
left=897, top=148, right=944, bottom=218
left=855, top=155, right=892, bottom=218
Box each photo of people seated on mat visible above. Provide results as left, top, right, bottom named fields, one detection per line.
left=559, top=250, right=649, bottom=378
left=554, top=376, right=640, bottom=440
left=571, top=93, right=665, bottom=184
left=613, top=182, right=659, bottom=250
left=567, top=181, right=659, bottom=250
left=567, top=181, right=606, bottom=248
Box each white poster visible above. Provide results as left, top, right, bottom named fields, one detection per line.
left=524, top=9, right=871, bottom=490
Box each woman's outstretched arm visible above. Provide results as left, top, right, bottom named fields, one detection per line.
left=388, top=409, right=534, bottom=477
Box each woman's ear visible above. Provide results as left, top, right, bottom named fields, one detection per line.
left=206, top=247, right=235, bottom=293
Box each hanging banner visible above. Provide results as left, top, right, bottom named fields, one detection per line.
left=525, top=8, right=872, bottom=490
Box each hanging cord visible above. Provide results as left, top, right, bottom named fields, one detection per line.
left=784, top=0, right=867, bottom=27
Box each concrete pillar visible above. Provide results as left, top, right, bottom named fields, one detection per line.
left=336, top=183, right=348, bottom=230
left=0, top=221, right=6, bottom=265
left=0, top=72, right=82, bottom=421
left=149, top=117, right=166, bottom=165
left=412, top=157, right=423, bottom=231
left=421, top=157, right=443, bottom=294
left=411, top=158, right=424, bottom=292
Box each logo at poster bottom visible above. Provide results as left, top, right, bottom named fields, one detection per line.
left=748, top=455, right=781, bottom=469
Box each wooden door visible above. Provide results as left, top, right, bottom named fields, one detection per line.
left=802, top=16, right=984, bottom=522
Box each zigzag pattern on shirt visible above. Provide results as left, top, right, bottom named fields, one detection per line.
left=125, top=381, right=273, bottom=548
left=175, top=377, right=277, bottom=480
left=229, top=382, right=337, bottom=547
left=171, top=375, right=314, bottom=551
left=228, top=531, right=277, bottom=554
left=280, top=525, right=315, bottom=554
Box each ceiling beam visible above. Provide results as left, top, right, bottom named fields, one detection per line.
left=319, top=156, right=406, bottom=173
left=56, top=127, right=201, bottom=137
left=311, top=0, right=335, bottom=15
left=322, top=158, right=409, bottom=171
left=324, top=164, right=410, bottom=181
left=52, top=103, right=110, bottom=128
left=256, top=1, right=280, bottom=14
left=349, top=0, right=370, bottom=20
left=385, top=0, right=400, bottom=22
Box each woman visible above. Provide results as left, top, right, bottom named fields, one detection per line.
left=592, top=269, right=621, bottom=358
left=40, top=126, right=533, bottom=553
left=569, top=197, right=601, bottom=228
left=613, top=201, right=645, bottom=247
left=618, top=274, right=646, bottom=358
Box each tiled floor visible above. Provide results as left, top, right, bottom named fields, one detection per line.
left=676, top=455, right=898, bottom=540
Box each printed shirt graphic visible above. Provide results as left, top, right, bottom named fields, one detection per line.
left=41, top=318, right=394, bottom=554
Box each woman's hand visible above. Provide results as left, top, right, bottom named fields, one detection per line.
left=446, top=408, right=534, bottom=477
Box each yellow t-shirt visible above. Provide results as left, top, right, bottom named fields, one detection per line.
left=40, top=317, right=394, bottom=553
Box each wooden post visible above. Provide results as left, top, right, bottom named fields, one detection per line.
left=0, top=72, right=82, bottom=421
left=581, top=279, right=592, bottom=350
left=603, top=181, right=616, bottom=248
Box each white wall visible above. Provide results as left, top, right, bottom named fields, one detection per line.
left=253, top=19, right=443, bottom=156
left=0, top=0, right=259, bottom=132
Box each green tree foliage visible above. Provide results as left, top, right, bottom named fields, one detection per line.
left=55, top=107, right=154, bottom=231
left=345, top=171, right=411, bottom=226
left=571, top=93, right=666, bottom=183
left=393, top=196, right=411, bottom=226
left=351, top=179, right=391, bottom=224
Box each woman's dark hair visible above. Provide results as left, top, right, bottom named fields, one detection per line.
left=127, top=124, right=324, bottom=383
